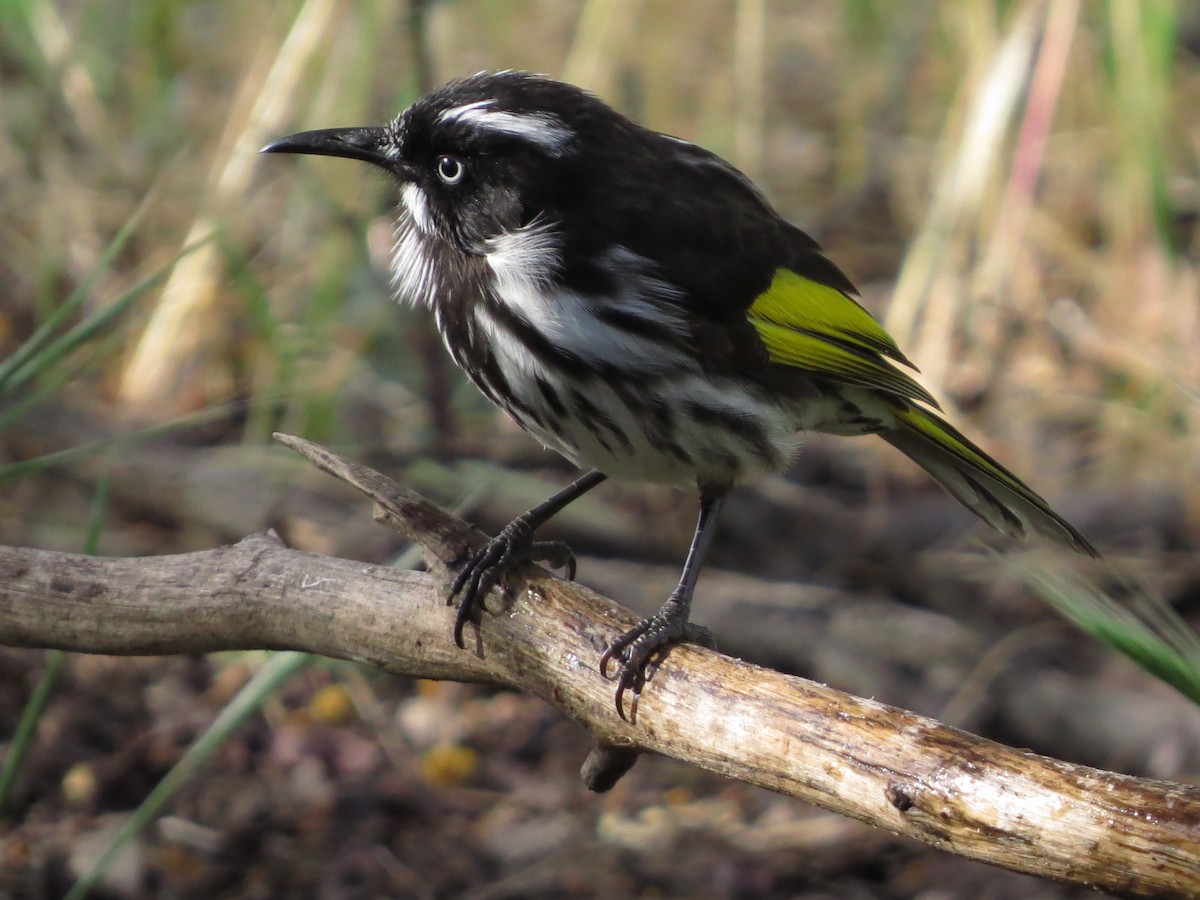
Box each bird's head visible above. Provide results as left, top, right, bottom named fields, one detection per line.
left=262, top=71, right=630, bottom=255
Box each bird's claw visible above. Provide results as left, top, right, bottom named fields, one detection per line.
left=447, top=518, right=576, bottom=646
left=600, top=601, right=715, bottom=722
left=529, top=540, right=576, bottom=580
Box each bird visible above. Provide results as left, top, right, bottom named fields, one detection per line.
left=263, top=70, right=1095, bottom=719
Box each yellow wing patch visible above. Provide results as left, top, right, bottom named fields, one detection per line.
left=749, top=269, right=910, bottom=364
left=748, top=268, right=937, bottom=408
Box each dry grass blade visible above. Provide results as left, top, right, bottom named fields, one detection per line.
left=733, top=0, right=767, bottom=180
left=561, top=0, right=643, bottom=95
left=884, top=0, right=1040, bottom=388
left=117, top=0, right=339, bottom=414
left=974, top=0, right=1080, bottom=307
left=25, top=0, right=114, bottom=157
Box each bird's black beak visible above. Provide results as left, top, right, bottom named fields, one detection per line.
left=260, top=126, right=392, bottom=169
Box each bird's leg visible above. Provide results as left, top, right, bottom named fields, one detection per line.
left=448, top=469, right=608, bottom=646
left=600, top=492, right=725, bottom=720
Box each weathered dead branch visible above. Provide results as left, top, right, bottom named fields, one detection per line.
left=0, top=433, right=1195, bottom=897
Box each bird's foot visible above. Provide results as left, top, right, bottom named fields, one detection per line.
left=447, top=515, right=575, bottom=646
left=600, top=594, right=715, bottom=722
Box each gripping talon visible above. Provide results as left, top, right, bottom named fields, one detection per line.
left=453, top=591, right=473, bottom=647
left=529, top=541, right=576, bottom=580
left=601, top=608, right=715, bottom=721
left=447, top=537, right=511, bottom=646
left=447, top=531, right=522, bottom=641
left=613, top=673, right=637, bottom=720
left=444, top=472, right=605, bottom=648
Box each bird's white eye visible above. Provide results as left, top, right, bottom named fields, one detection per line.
left=436, top=155, right=464, bottom=184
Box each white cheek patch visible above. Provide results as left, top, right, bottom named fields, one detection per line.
left=390, top=218, right=437, bottom=308
left=401, top=183, right=434, bottom=235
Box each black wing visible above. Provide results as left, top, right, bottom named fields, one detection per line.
left=557, top=125, right=858, bottom=367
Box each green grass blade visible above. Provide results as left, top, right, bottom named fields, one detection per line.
left=0, top=398, right=249, bottom=484
left=64, top=651, right=312, bottom=900
left=0, top=649, right=66, bottom=816
left=0, top=190, right=154, bottom=394
left=0, top=346, right=104, bottom=434
left=1106, top=0, right=1179, bottom=253
left=1022, top=563, right=1200, bottom=708
left=0, top=232, right=215, bottom=396
left=0, top=472, right=111, bottom=816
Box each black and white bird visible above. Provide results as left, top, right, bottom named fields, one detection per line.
left=264, top=71, right=1094, bottom=718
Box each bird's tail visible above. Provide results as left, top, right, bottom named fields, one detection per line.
left=879, top=402, right=1096, bottom=556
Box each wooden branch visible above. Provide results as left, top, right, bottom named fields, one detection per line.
left=0, top=434, right=1195, bottom=897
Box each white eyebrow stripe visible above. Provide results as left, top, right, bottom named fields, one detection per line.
left=438, top=100, right=572, bottom=154
left=438, top=99, right=493, bottom=122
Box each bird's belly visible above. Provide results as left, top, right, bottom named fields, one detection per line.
left=438, top=301, right=815, bottom=487
left=482, top=367, right=804, bottom=488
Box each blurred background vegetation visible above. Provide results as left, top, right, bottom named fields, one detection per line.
left=1, top=0, right=1198, bottom=897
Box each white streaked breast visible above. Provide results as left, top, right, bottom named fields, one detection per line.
left=484, top=228, right=695, bottom=374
